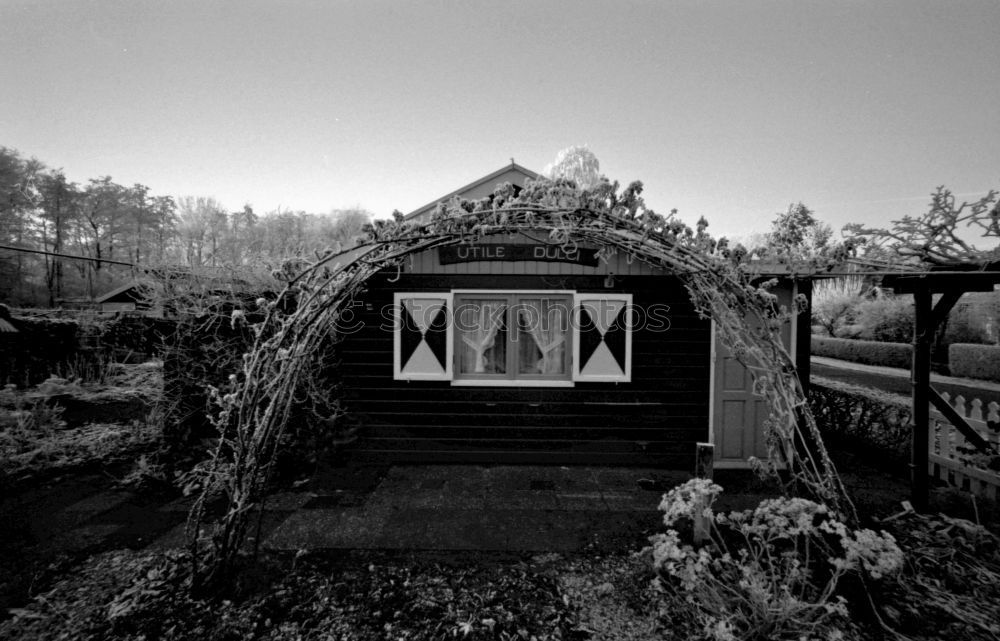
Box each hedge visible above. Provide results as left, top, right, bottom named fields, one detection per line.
left=948, top=343, right=1000, bottom=382
left=0, top=312, right=101, bottom=386
left=808, top=376, right=912, bottom=475
left=811, top=335, right=912, bottom=369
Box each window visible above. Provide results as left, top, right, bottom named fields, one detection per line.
left=453, top=292, right=572, bottom=385
left=393, top=293, right=453, bottom=381
left=573, top=293, right=633, bottom=382
left=393, top=290, right=631, bottom=386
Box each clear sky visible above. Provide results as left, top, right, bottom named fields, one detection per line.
left=2, top=0, right=998, bottom=240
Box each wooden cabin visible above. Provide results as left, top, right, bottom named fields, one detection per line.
left=339, top=163, right=811, bottom=469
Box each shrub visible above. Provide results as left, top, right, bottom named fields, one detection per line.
left=854, top=296, right=913, bottom=343
left=811, top=336, right=912, bottom=369
left=808, top=377, right=912, bottom=474
left=948, top=343, right=1000, bottom=382
left=647, top=479, right=902, bottom=640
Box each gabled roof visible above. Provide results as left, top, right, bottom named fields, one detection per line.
left=405, top=161, right=540, bottom=223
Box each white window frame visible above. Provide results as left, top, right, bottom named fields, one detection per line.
left=451, top=289, right=575, bottom=387
left=392, top=292, right=454, bottom=381
left=572, top=293, right=633, bottom=383
left=390, top=289, right=635, bottom=387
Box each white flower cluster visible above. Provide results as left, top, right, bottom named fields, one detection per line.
left=649, top=482, right=906, bottom=639
left=718, top=496, right=831, bottom=539
left=649, top=530, right=718, bottom=592
left=657, top=478, right=723, bottom=525
left=820, top=520, right=904, bottom=579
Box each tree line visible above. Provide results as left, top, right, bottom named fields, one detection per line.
left=0, top=146, right=371, bottom=306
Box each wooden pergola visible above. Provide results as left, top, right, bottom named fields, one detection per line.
left=882, top=266, right=1000, bottom=511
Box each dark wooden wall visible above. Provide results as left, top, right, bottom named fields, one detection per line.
left=338, top=273, right=711, bottom=467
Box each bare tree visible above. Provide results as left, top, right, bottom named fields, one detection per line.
left=845, top=187, right=1000, bottom=267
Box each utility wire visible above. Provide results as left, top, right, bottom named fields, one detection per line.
left=0, top=244, right=139, bottom=268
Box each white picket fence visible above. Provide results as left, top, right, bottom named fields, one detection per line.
left=929, top=393, right=1000, bottom=501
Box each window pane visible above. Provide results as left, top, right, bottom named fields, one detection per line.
left=515, top=298, right=569, bottom=376
left=456, top=299, right=507, bottom=375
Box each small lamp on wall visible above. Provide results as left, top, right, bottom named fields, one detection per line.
left=604, top=271, right=616, bottom=288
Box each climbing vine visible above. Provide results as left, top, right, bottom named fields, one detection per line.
left=187, top=176, right=858, bottom=591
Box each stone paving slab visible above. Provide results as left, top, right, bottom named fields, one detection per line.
left=50, top=524, right=123, bottom=552
left=260, top=492, right=314, bottom=511
left=261, top=465, right=696, bottom=552
left=600, top=489, right=663, bottom=512
left=367, top=489, right=488, bottom=511
left=553, top=492, right=607, bottom=511
left=146, top=522, right=189, bottom=551
left=265, top=507, right=392, bottom=550
left=196, top=466, right=780, bottom=554
left=484, top=490, right=560, bottom=510
left=63, top=490, right=134, bottom=514
left=158, top=497, right=195, bottom=513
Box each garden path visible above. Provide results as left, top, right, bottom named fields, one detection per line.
left=0, top=464, right=780, bottom=614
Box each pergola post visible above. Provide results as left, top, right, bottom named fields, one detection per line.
left=910, top=283, right=932, bottom=512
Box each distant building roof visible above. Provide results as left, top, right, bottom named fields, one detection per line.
left=95, top=282, right=146, bottom=304
left=405, top=161, right=540, bottom=223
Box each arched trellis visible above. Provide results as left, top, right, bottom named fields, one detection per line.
left=187, top=180, right=856, bottom=589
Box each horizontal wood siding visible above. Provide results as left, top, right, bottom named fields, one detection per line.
left=340, top=273, right=710, bottom=467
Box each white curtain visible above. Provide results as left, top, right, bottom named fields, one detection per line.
left=519, top=299, right=567, bottom=375
left=458, top=301, right=506, bottom=373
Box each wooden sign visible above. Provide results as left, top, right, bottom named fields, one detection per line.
left=439, top=244, right=599, bottom=266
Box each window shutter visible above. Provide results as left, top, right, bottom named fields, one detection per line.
left=573, top=293, right=632, bottom=382
left=393, top=292, right=453, bottom=380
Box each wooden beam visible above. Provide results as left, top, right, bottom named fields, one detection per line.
left=695, top=442, right=715, bottom=479
left=796, top=279, right=812, bottom=394
left=929, top=387, right=994, bottom=453
left=694, top=442, right=714, bottom=545
left=888, top=273, right=1000, bottom=294
left=911, top=284, right=932, bottom=512
left=929, top=290, right=963, bottom=331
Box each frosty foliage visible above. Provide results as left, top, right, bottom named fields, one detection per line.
left=648, top=479, right=903, bottom=641
left=543, top=145, right=602, bottom=190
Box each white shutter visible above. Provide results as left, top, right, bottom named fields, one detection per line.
left=393, top=292, right=453, bottom=381
left=573, top=293, right=632, bottom=382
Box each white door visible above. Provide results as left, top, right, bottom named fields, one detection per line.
left=710, top=282, right=797, bottom=467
